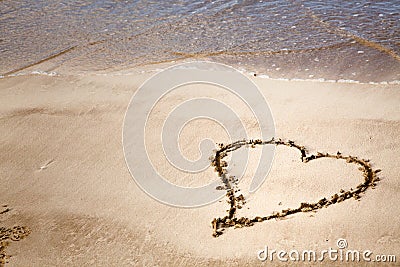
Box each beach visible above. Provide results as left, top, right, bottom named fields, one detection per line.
left=1, top=70, right=399, bottom=266
left=1, top=0, right=400, bottom=265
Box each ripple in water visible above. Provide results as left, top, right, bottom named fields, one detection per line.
left=0, top=0, right=399, bottom=82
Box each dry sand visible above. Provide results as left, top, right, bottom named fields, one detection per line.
left=0, top=69, right=399, bottom=266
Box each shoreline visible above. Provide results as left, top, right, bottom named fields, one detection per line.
left=2, top=65, right=400, bottom=86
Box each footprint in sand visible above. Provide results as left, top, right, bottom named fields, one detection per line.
left=0, top=208, right=31, bottom=266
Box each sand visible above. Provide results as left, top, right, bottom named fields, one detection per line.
left=0, top=70, right=399, bottom=266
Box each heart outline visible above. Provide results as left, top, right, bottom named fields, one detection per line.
left=211, top=138, right=381, bottom=237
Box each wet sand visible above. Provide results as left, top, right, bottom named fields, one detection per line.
left=0, top=71, right=399, bottom=266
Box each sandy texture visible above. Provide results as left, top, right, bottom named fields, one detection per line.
left=0, top=71, right=399, bottom=266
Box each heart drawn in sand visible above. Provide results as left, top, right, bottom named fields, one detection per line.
left=210, top=138, right=381, bottom=237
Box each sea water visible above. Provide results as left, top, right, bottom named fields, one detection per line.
left=1, top=0, right=399, bottom=82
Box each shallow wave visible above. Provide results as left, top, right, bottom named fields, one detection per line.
left=0, top=0, right=399, bottom=82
